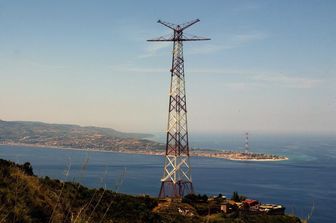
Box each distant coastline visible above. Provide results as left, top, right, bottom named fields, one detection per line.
left=0, top=119, right=288, bottom=162
left=0, top=142, right=288, bottom=162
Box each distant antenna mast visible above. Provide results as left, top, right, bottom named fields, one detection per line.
left=148, top=19, right=210, bottom=198
left=245, top=132, right=249, bottom=153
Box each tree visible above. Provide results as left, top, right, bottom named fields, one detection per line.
left=201, top=194, right=208, bottom=202
left=22, top=162, right=33, bottom=176
left=231, top=191, right=240, bottom=202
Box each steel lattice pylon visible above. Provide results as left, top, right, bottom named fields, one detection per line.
left=148, top=19, right=210, bottom=198
left=245, top=132, right=249, bottom=153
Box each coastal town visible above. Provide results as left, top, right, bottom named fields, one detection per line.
left=192, top=150, right=288, bottom=161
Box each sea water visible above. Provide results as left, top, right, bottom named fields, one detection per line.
left=0, top=133, right=335, bottom=223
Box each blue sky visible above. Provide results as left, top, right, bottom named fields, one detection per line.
left=0, top=0, right=335, bottom=134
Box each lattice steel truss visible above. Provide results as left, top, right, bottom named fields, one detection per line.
left=245, top=132, right=249, bottom=153
left=148, top=19, right=210, bottom=198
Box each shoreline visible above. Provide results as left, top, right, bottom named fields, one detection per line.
left=0, top=143, right=289, bottom=162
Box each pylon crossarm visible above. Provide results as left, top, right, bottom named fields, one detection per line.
left=157, top=20, right=178, bottom=30
left=147, top=33, right=174, bottom=42
left=178, top=19, right=200, bottom=31
left=147, top=20, right=210, bottom=42
left=182, top=33, right=211, bottom=41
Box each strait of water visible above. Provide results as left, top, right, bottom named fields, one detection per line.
left=0, top=133, right=335, bottom=223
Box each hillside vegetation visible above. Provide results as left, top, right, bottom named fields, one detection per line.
left=0, top=159, right=302, bottom=223
left=0, top=159, right=160, bottom=223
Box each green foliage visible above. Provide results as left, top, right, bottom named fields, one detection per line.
left=182, top=193, right=208, bottom=204
left=232, top=191, right=240, bottom=202
left=0, top=159, right=302, bottom=223
left=0, top=159, right=158, bottom=223
left=22, top=162, right=34, bottom=176
left=231, top=191, right=246, bottom=202
left=182, top=194, right=218, bottom=216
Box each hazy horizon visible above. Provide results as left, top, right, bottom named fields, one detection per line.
left=1, top=118, right=335, bottom=137
left=0, top=1, right=335, bottom=134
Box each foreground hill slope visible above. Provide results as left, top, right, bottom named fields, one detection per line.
left=0, top=159, right=302, bottom=223
left=0, top=159, right=159, bottom=223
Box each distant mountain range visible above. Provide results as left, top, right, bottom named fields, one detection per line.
left=0, top=120, right=152, bottom=139
left=0, top=120, right=163, bottom=151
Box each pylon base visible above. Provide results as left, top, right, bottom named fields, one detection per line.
left=159, top=180, right=194, bottom=198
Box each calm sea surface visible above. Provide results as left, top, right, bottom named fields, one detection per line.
left=0, top=133, right=335, bottom=223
